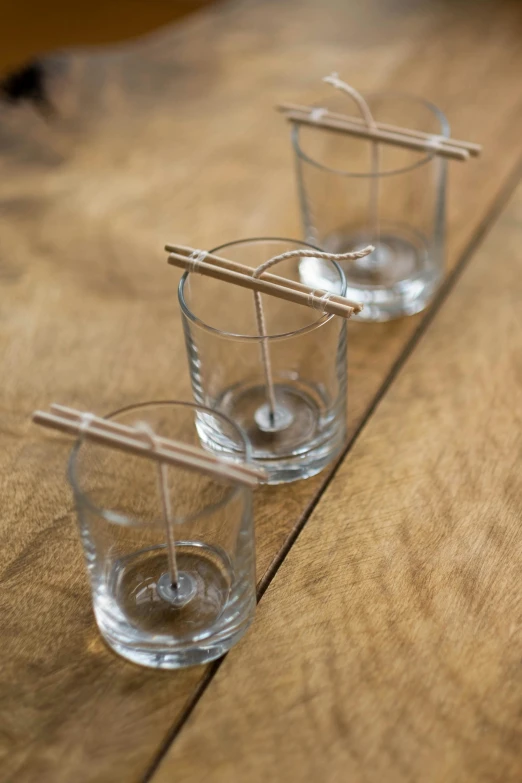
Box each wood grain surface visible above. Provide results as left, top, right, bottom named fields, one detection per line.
left=153, top=178, right=522, bottom=783
left=1, top=0, right=522, bottom=780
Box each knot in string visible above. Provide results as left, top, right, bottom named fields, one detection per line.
left=78, top=412, right=96, bottom=436
left=308, top=290, right=332, bottom=311
left=188, top=249, right=209, bottom=273
left=426, top=134, right=446, bottom=152
left=310, top=107, right=328, bottom=123
left=135, top=420, right=160, bottom=450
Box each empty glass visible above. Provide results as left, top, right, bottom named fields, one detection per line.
left=179, top=238, right=348, bottom=484
left=292, top=93, right=448, bottom=320
left=68, top=401, right=256, bottom=669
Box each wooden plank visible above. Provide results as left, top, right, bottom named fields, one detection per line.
left=0, top=0, right=522, bottom=779
left=153, top=182, right=522, bottom=783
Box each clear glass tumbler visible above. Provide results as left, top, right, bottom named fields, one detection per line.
left=68, top=401, right=256, bottom=669
left=179, top=238, right=347, bottom=484
left=292, top=93, right=448, bottom=320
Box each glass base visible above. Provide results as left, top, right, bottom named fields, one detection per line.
left=317, top=224, right=441, bottom=321
left=198, top=382, right=345, bottom=484
left=94, top=543, right=253, bottom=669
left=99, top=622, right=251, bottom=669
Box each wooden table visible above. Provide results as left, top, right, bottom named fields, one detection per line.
left=1, top=0, right=521, bottom=780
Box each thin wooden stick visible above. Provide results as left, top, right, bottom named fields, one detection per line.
left=50, top=404, right=263, bottom=483
left=32, top=410, right=264, bottom=488
left=165, top=244, right=364, bottom=307
left=277, top=102, right=482, bottom=156
left=167, top=251, right=367, bottom=317
left=279, top=106, right=470, bottom=162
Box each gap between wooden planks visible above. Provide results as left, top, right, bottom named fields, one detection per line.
left=150, top=176, right=522, bottom=783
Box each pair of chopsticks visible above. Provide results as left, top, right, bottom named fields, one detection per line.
left=276, top=103, right=482, bottom=162
left=32, top=404, right=266, bottom=488
left=165, top=244, right=365, bottom=317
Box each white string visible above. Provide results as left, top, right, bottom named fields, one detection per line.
left=426, top=134, right=446, bottom=151
left=308, top=290, right=332, bottom=311
left=310, top=107, right=327, bottom=123
left=135, top=422, right=179, bottom=589
left=188, top=249, right=209, bottom=273
left=251, top=245, right=373, bottom=422
left=323, top=73, right=376, bottom=131
left=323, top=73, right=381, bottom=276
left=253, top=246, right=374, bottom=277
left=78, top=414, right=178, bottom=586
left=78, top=412, right=95, bottom=435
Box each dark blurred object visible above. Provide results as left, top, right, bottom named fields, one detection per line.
left=0, top=61, right=52, bottom=115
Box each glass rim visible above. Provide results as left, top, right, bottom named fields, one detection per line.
left=292, top=91, right=450, bottom=179
left=178, top=236, right=347, bottom=341
left=68, top=400, right=251, bottom=526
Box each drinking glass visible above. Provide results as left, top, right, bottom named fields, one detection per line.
left=68, top=401, right=256, bottom=669
left=292, top=93, right=448, bottom=320
left=179, top=237, right=347, bottom=484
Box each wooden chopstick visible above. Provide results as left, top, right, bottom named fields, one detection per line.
left=165, top=243, right=361, bottom=309
left=277, top=105, right=471, bottom=162
left=50, top=404, right=264, bottom=483
left=277, top=102, right=482, bottom=157
left=167, top=252, right=362, bottom=318
left=33, top=410, right=265, bottom=488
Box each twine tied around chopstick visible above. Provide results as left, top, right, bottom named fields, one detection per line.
left=308, top=290, right=333, bottom=311
left=425, top=134, right=447, bottom=152
left=78, top=412, right=96, bottom=435
left=166, top=242, right=373, bottom=431
left=188, top=249, right=209, bottom=272
left=34, top=404, right=265, bottom=486
left=277, top=90, right=480, bottom=160
left=310, top=107, right=328, bottom=123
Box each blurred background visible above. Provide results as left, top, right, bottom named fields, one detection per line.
left=1, top=0, right=213, bottom=76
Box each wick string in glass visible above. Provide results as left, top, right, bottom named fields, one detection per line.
left=250, top=246, right=370, bottom=427
left=323, top=73, right=381, bottom=275
left=136, top=422, right=180, bottom=590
